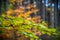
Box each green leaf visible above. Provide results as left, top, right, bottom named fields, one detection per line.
left=22, top=31, right=27, bottom=35
left=39, top=24, right=46, bottom=28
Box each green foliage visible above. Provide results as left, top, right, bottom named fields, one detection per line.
left=0, top=15, right=57, bottom=40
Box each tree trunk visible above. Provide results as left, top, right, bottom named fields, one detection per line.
left=54, top=0, right=58, bottom=28
left=36, top=0, right=43, bottom=16
left=50, top=0, right=54, bottom=27
left=42, top=0, right=46, bottom=21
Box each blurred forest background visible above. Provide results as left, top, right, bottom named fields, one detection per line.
left=0, top=0, right=60, bottom=40
left=0, top=0, right=60, bottom=27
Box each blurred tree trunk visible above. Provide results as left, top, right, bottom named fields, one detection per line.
left=0, top=0, right=5, bottom=14
left=36, top=0, right=42, bottom=16
left=54, top=0, right=58, bottom=28
left=0, top=0, right=2, bottom=14
left=42, top=0, right=46, bottom=21
left=39, top=0, right=43, bottom=16
left=0, top=0, right=7, bottom=14
left=49, top=0, right=54, bottom=27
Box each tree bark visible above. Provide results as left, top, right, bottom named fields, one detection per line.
left=42, top=0, right=46, bottom=21
left=50, top=0, right=54, bottom=27
left=54, top=0, right=58, bottom=28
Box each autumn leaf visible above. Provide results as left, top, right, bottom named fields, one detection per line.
left=6, top=9, right=13, bottom=16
